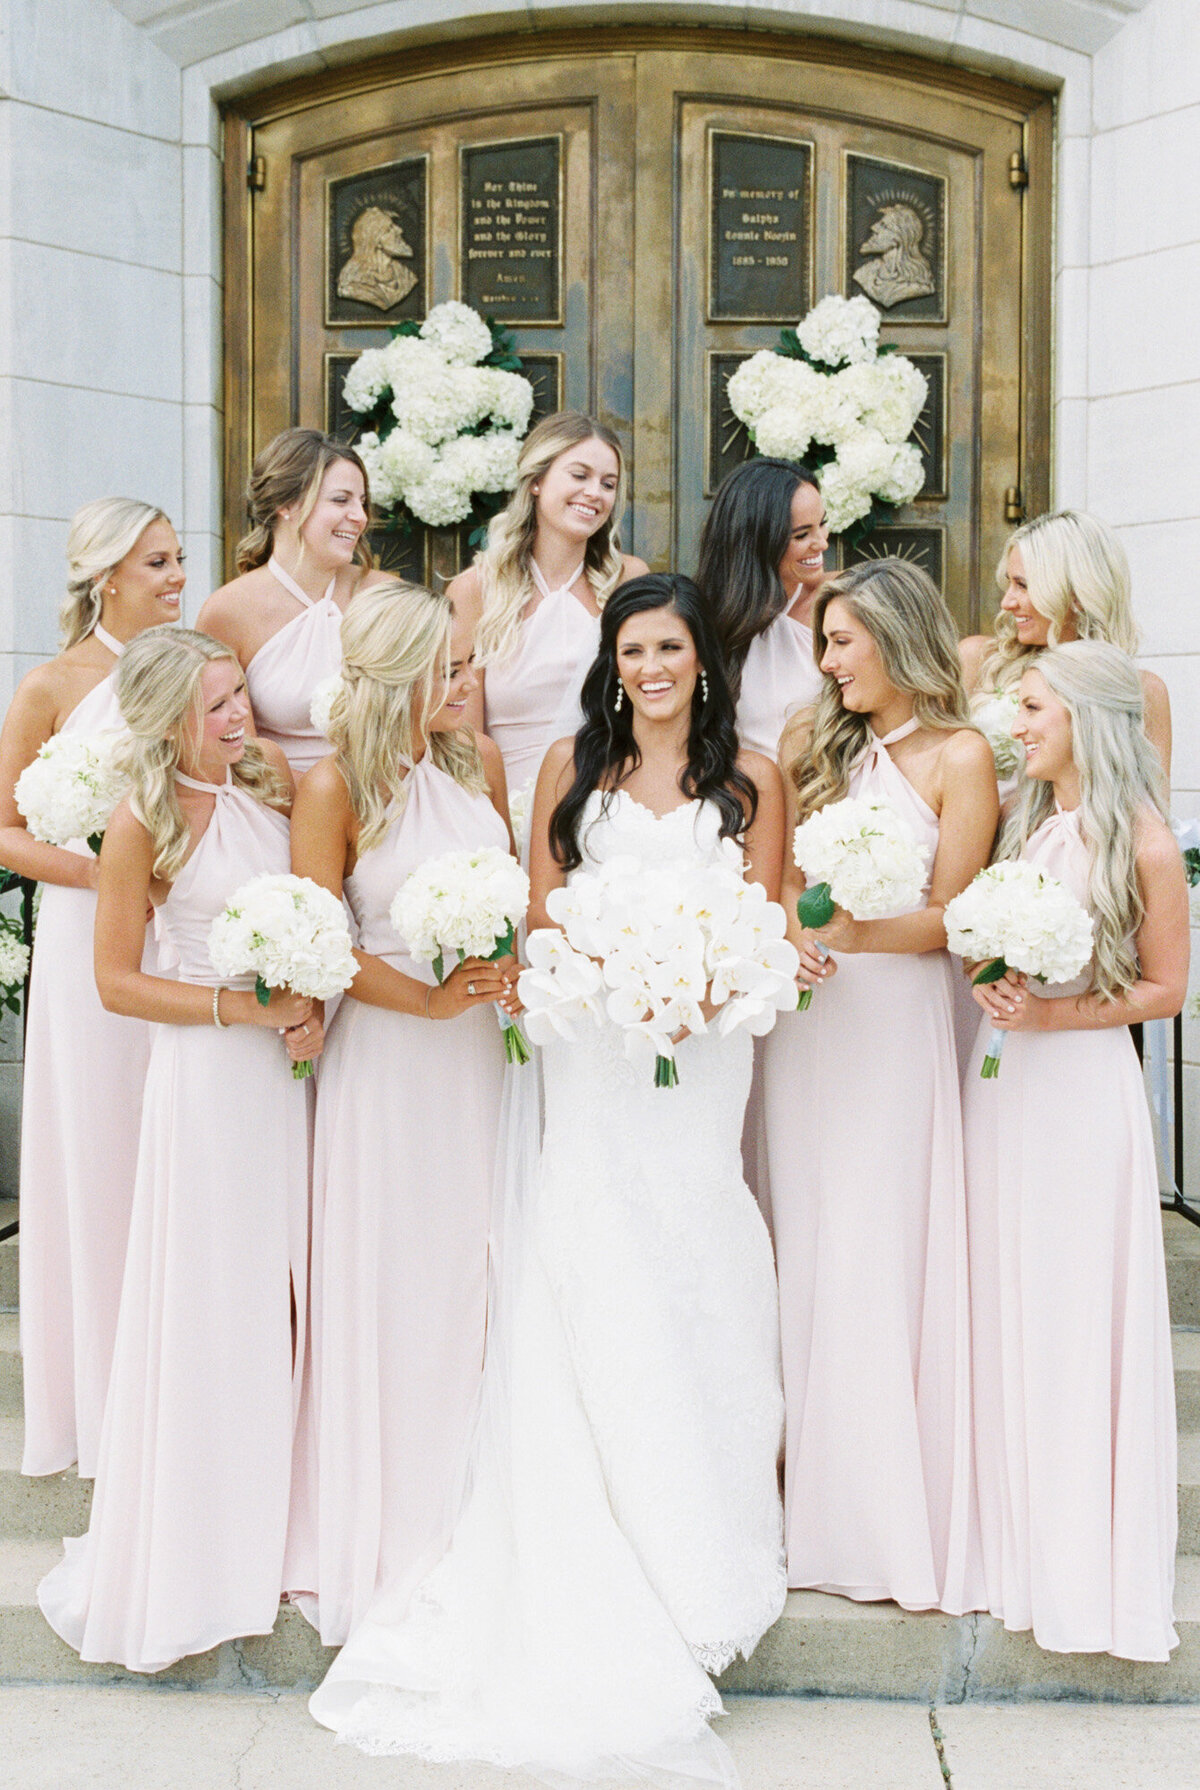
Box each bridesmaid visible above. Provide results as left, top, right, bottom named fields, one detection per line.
left=453, top=410, right=648, bottom=818
left=763, top=558, right=998, bottom=1611
left=959, top=509, right=1172, bottom=795
left=38, top=628, right=317, bottom=1672
left=0, top=498, right=184, bottom=1478
left=965, top=640, right=1188, bottom=1662
left=694, top=456, right=829, bottom=758
left=286, top=581, right=516, bottom=1645
left=197, top=429, right=390, bottom=777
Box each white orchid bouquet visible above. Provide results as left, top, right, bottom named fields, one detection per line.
left=15, top=731, right=128, bottom=854
left=726, top=294, right=926, bottom=542
left=208, top=873, right=359, bottom=1079
left=791, top=795, right=931, bottom=1007
left=506, top=780, right=533, bottom=858
left=343, top=301, right=535, bottom=545
left=943, top=859, right=1095, bottom=1078
left=972, top=688, right=1022, bottom=780
left=389, top=844, right=532, bottom=1064
left=0, top=918, right=30, bottom=1017
left=519, top=855, right=799, bottom=1088
left=309, top=674, right=344, bottom=740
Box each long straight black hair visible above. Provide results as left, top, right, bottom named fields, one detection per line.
left=694, top=455, right=820, bottom=697
left=548, top=573, right=758, bottom=872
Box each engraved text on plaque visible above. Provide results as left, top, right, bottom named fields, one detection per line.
left=462, top=137, right=562, bottom=325
left=709, top=132, right=811, bottom=322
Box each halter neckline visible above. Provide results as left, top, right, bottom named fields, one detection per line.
left=530, top=559, right=586, bottom=603
left=91, top=623, right=125, bottom=657
left=870, top=716, right=920, bottom=748
left=175, top=769, right=234, bottom=794
left=268, top=556, right=336, bottom=610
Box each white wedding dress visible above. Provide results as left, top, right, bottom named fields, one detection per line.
left=310, top=790, right=787, bottom=1786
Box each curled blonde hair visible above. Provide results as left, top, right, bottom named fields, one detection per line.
left=115, top=627, right=289, bottom=881
left=235, top=429, right=373, bottom=575
left=980, top=509, right=1138, bottom=692
left=329, top=580, right=485, bottom=854
left=61, top=498, right=168, bottom=649
left=999, top=640, right=1166, bottom=1002
left=782, top=558, right=971, bottom=821
left=474, top=412, right=628, bottom=666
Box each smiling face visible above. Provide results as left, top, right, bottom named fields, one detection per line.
left=102, top=517, right=186, bottom=634
left=819, top=597, right=895, bottom=714
left=178, top=658, right=250, bottom=782
left=294, top=458, right=369, bottom=569
left=615, top=605, right=700, bottom=725
left=777, top=481, right=830, bottom=600
left=533, top=436, right=620, bottom=545
left=999, top=544, right=1073, bottom=649
left=1013, top=666, right=1074, bottom=783
left=423, top=609, right=479, bottom=735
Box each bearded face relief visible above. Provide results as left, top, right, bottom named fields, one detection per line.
left=337, top=206, right=419, bottom=311
left=853, top=203, right=935, bottom=308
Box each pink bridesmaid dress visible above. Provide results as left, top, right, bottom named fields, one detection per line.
left=735, top=609, right=824, bottom=759
left=762, top=720, right=976, bottom=1610
left=19, top=628, right=152, bottom=1478
left=964, top=806, right=1177, bottom=1661
left=38, top=774, right=310, bottom=1672
left=484, top=561, right=599, bottom=802
left=285, top=754, right=506, bottom=1645
left=244, top=558, right=343, bottom=777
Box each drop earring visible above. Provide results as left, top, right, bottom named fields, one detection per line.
left=699, top=670, right=709, bottom=703
left=614, top=682, right=624, bottom=713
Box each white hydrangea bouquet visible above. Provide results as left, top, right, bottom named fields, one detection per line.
left=208, top=873, right=359, bottom=1079
left=972, top=687, right=1022, bottom=780
left=389, top=844, right=532, bottom=1064
left=519, top=855, right=799, bottom=1088
left=726, top=294, right=926, bottom=541
left=15, top=730, right=128, bottom=853
left=943, top=859, right=1095, bottom=1078
left=342, top=301, right=535, bottom=545
left=0, top=918, right=30, bottom=1018
left=791, top=795, right=931, bottom=1008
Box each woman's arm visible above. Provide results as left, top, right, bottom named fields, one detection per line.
left=737, top=750, right=785, bottom=900
left=1140, top=669, right=1172, bottom=793
left=527, top=737, right=576, bottom=932
left=958, top=634, right=991, bottom=697
left=0, top=668, right=104, bottom=889
left=477, top=732, right=517, bottom=856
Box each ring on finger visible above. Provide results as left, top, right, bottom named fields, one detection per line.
left=467, top=981, right=476, bottom=995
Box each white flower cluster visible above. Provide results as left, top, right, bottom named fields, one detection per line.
left=972, top=688, right=1022, bottom=779
left=343, top=302, right=534, bottom=528
left=518, top=856, right=799, bottom=1083
left=15, top=731, right=128, bottom=849
left=389, top=845, right=530, bottom=969
left=506, top=779, right=533, bottom=857
left=0, top=925, right=30, bottom=993
left=208, top=874, right=358, bottom=1001
left=943, top=859, right=1094, bottom=985
left=792, top=796, right=930, bottom=919
left=309, top=674, right=345, bottom=740
left=726, top=296, right=927, bottom=534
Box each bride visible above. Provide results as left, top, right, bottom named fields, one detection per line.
left=310, top=573, right=788, bottom=1784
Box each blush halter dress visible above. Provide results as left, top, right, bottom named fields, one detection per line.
left=38, top=773, right=310, bottom=1672
left=735, top=607, right=824, bottom=760
left=244, top=557, right=344, bottom=778
left=483, top=560, right=600, bottom=803
left=18, top=628, right=152, bottom=1479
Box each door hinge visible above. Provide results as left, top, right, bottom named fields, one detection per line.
left=247, top=154, right=266, bottom=193
left=1005, top=486, right=1025, bottom=524
left=1008, top=150, right=1028, bottom=190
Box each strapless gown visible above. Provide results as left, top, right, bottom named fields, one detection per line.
left=310, top=790, right=786, bottom=1785
left=38, top=776, right=310, bottom=1671
left=484, top=565, right=599, bottom=807
left=244, top=560, right=343, bottom=777
left=762, top=721, right=977, bottom=1612
left=963, top=806, right=1178, bottom=1661
left=285, top=756, right=507, bottom=1645
left=18, top=669, right=152, bottom=1478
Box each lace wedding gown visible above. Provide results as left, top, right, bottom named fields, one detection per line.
left=310, top=790, right=787, bottom=1785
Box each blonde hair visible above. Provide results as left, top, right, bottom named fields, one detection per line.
left=474, top=412, right=628, bottom=666
left=235, top=429, right=373, bottom=575
left=980, top=509, right=1138, bottom=692
left=329, top=580, right=486, bottom=854
left=782, top=558, right=971, bottom=820
left=61, top=498, right=168, bottom=649
left=115, top=627, right=289, bottom=881
left=998, top=640, right=1166, bottom=1003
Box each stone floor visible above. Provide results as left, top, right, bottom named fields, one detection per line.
left=4, top=1688, right=1200, bottom=1789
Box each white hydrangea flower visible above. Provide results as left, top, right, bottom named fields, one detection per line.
left=208, top=874, right=358, bottom=1001
left=482, top=368, right=535, bottom=434
left=382, top=335, right=444, bottom=390
left=342, top=346, right=392, bottom=413
left=796, top=294, right=881, bottom=368
left=0, top=928, right=30, bottom=991
left=836, top=356, right=927, bottom=443
left=793, top=795, right=931, bottom=920
left=752, top=403, right=818, bottom=463
left=727, top=351, right=816, bottom=426
left=874, top=440, right=925, bottom=506
left=356, top=432, right=403, bottom=509
left=972, top=689, right=1022, bottom=779
left=309, top=674, right=344, bottom=739
left=15, top=730, right=128, bottom=848
left=404, top=465, right=474, bottom=527
left=420, top=300, right=495, bottom=366
left=817, top=462, right=874, bottom=535
left=943, top=860, right=1094, bottom=986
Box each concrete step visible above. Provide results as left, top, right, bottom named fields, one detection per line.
left=0, top=1236, right=16, bottom=1313
left=1176, top=1328, right=1200, bottom=1427
left=3, top=1540, right=1199, bottom=1699
left=1166, top=1213, right=1200, bottom=1327
left=0, top=1315, right=18, bottom=1418
left=0, top=1418, right=90, bottom=1540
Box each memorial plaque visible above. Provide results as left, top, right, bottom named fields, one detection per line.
left=906, top=352, right=947, bottom=499
left=520, top=352, right=564, bottom=426
left=326, top=157, right=427, bottom=327
left=325, top=353, right=362, bottom=445
left=370, top=526, right=428, bottom=587
left=709, top=132, right=811, bottom=323
left=707, top=352, right=756, bottom=494
left=842, top=525, right=945, bottom=593
left=846, top=154, right=946, bottom=324
left=462, top=136, right=562, bottom=325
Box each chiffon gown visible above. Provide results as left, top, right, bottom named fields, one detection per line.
left=284, top=756, right=506, bottom=1646
left=19, top=638, right=152, bottom=1478
left=762, top=720, right=977, bottom=1611
left=734, top=608, right=824, bottom=759
left=483, top=561, right=599, bottom=806
left=38, top=775, right=310, bottom=1672
left=963, top=806, right=1178, bottom=1661
left=244, top=557, right=344, bottom=777
left=310, top=792, right=786, bottom=1785
left=943, top=683, right=1018, bottom=1071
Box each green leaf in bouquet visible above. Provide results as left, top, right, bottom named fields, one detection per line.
left=482, top=920, right=516, bottom=964
left=432, top=950, right=446, bottom=985
left=796, top=881, right=835, bottom=930
left=654, top=1054, right=679, bottom=1089
left=254, top=974, right=272, bottom=1007
left=389, top=320, right=422, bottom=340
left=87, top=831, right=104, bottom=856
left=972, top=957, right=1010, bottom=987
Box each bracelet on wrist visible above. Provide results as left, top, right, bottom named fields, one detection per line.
left=424, top=984, right=435, bottom=1019
left=212, top=986, right=229, bottom=1029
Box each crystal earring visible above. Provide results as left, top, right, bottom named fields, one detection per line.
left=614, top=682, right=624, bottom=713
left=699, top=670, right=709, bottom=703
